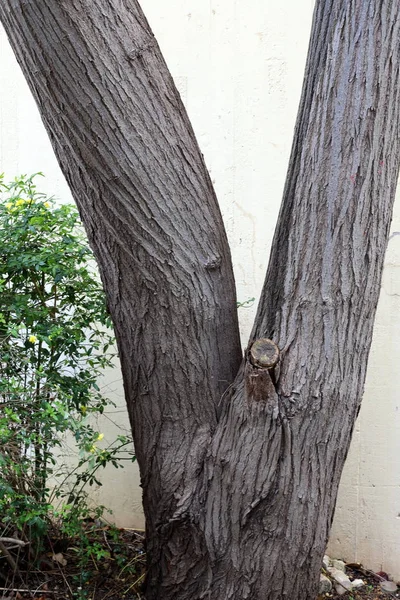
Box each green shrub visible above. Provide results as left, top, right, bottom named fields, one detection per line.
left=0, top=174, right=134, bottom=553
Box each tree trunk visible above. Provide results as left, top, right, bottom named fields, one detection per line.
left=1, top=1, right=400, bottom=599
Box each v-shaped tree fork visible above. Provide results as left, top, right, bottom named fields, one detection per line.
left=1, top=1, right=399, bottom=597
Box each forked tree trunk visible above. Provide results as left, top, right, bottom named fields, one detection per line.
left=1, top=1, right=400, bottom=598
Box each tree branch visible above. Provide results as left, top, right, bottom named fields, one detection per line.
left=0, top=0, right=242, bottom=526
left=251, top=0, right=400, bottom=417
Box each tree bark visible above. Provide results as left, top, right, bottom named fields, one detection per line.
left=0, top=0, right=243, bottom=588
left=1, top=1, right=400, bottom=599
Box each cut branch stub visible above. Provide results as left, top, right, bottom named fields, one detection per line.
left=249, top=338, right=280, bottom=369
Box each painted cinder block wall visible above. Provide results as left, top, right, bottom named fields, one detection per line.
left=1, top=0, right=400, bottom=579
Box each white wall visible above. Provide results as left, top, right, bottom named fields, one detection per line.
left=1, top=0, right=400, bottom=578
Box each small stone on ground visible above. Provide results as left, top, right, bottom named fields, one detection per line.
left=320, top=574, right=332, bottom=594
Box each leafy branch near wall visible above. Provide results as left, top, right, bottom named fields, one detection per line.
left=236, top=297, right=255, bottom=309
left=0, top=174, right=135, bottom=565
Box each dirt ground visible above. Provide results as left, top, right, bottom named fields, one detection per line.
left=325, top=564, right=399, bottom=600
left=0, top=526, right=145, bottom=600
left=0, top=532, right=398, bottom=600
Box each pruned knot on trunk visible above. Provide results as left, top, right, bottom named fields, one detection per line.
left=245, top=338, right=280, bottom=406
left=249, top=338, right=280, bottom=369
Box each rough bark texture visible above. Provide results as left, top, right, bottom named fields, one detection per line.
left=1, top=1, right=400, bottom=599
left=0, top=0, right=243, bottom=591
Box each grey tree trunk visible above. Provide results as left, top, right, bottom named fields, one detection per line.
left=1, top=1, right=400, bottom=598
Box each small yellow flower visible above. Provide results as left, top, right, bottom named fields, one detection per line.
left=80, top=405, right=87, bottom=414
left=15, top=198, right=26, bottom=206
left=89, top=445, right=96, bottom=453
left=28, top=335, right=37, bottom=344
left=5, top=202, right=13, bottom=210
left=44, top=202, right=50, bottom=208
left=97, top=433, right=104, bottom=441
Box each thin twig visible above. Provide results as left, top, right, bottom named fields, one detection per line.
left=118, top=553, right=146, bottom=579
left=103, top=529, right=113, bottom=554
left=0, top=537, right=28, bottom=547
left=51, top=557, right=73, bottom=598
left=0, top=540, right=22, bottom=581
left=123, top=572, right=145, bottom=595
left=0, top=587, right=63, bottom=595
